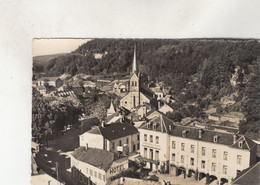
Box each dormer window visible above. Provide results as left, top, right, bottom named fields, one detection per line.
left=153, top=123, right=157, bottom=130
left=182, top=129, right=189, bottom=137
left=214, top=135, right=220, bottom=143
left=239, top=141, right=243, bottom=148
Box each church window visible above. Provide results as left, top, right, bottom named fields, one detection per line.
left=132, top=81, right=134, bottom=86
left=135, top=81, right=137, bottom=86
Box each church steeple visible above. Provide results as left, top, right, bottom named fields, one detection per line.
left=132, top=44, right=138, bottom=74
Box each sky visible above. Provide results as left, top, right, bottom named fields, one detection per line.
left=32, top=39, right=91, bottom=56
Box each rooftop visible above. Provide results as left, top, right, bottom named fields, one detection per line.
left=87, top=121, right=138, bottom=141
left=140, top=115, right=256, bottom=150
left=232, top=161, right=260, bottom=185
left=72, top=147, right=115, bottom=171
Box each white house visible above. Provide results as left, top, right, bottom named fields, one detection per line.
left=79, top=121, right=140, bottom=154
left=71, top=146, right=129, bottom=185
left=139, top=115, right=174, bottom=171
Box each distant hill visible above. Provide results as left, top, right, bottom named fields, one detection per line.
left=33, top=53, right=69, bottom=74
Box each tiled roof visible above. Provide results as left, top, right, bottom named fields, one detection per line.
left=140, top=114, right=174, bottom=133
left=230, top=135, right=257, bottom=150
left=72, top=147, right=115, bottom=171
left=232, top=161, right=260, bottom=185
left=140, top=85, right=154, bottom=100
left=140, top=115, right=256, bottom=150
left=87, top=122, right=139, bottom=141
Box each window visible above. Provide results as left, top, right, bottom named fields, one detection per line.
left=125, top=101, right=127, bottom=104
left=172, top=153, right=175, bottom=161
left=111, top=142, right=115, bottom=149
left=181, top=155, right=185, bottom=163
left=119, top=140, right=122, bottom=146
left=94, top=171, right=97, bottom=178
left=103, top=175, right=106, bottom=181
left=137, top=134, right=140, bottom=141
left=135, top=81, right=137, bottom=86
left=98, top=173, right=101, bottom=180
left=137, top=143, right=140, bottom=150
left=132, top=81, right=134, bottom=86
left=212, top=163, right=216, bottom=172
left=181, top=143, right=185, bottom=151
left=223, top=165, right=227, bottom=174
left=144, top=134, right=147, bottom=141
left=144, top=148, right=147, bottom=158
left=201, top=160, right=205, bottom=169
left=190, top=158, right=194, bottom=166
left=237, top=170, right=241, bottom=176
left=133, top=144, right=136, bottom=151
left=202, top=147, right=206, bottom=156
left=126, top=138, right=129, bottom=144
left=239, top=141, right=243, bottom=148
left=212, top=149, right=216, bottom=158
left=191, top=145, right=194, bottom=153
left=223, top=151, right=228, bottom=160
left=214, top=135, right=218, bottom=143
left=155, top=150, right=159, bottom=161
left=150, top=149, right=153, bottom=160
left=150, top=135, right=153, bottom=143
left=156, top=136, right=159, bottom=144
left=90, top=169, right=93, bottom=176
left=237, top=155, right=242, bottom=165
left=172, top=141, right=176, bottom=149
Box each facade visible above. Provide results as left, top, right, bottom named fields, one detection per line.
left=120, top=46, right=156, bottom=111
left=71, top=147, right=129, bottom=185
left=79, top=121, right=140, bottom=154
left=168, top=126, right=257, bottom=184
left=37, top=77, right=63, bottom=88
left=138, top=114, right=257, bottom=184
left=139, top=115, right=174, bottom=171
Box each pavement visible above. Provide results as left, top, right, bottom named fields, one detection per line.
left=156, top=173, right=207, bottom=185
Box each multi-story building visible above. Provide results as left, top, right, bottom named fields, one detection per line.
left=79, top=121, right=140, bottom=154
left=139, top=115, right=174, bottom=171
left=169, top=125, right=257, bottom=184
left=139, top=114, right=257, bottom=185
left=71, top=146, right=129, bottom=185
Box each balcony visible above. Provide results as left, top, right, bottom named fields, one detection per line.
left=142, top=157, right=160, bottom=165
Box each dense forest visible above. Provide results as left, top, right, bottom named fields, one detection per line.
left=33, top=39, right=260, bottom=139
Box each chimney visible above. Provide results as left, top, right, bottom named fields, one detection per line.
left=233, top=134, right=237, bottom=144
left=199, top=129, right=203, bottom=139
left=101, top=121, right=105, bottom=127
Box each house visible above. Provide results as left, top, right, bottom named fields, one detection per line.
left=138, top=114, right=257, bottom=184
left=139, top=115, right=175, bottom=171
left=71, top=146, right=129, bottom=185
left=168, top=126, right=257, bottom=184
left=231, top=161, right=260, bottom=185
left=79, top=121, right=140, bottom=154
left=120, top=46, right=157, bottom=111
left=37, top=86, right=46, bottom=95
left=113, top=81, right=128, bottom=93
left=83, top=80, right=96, bottom=88
left=37, top=77, right=63, bottom=88
left=158, top=103, right=174, bottom=115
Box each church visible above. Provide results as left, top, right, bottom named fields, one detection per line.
left=120, top=46, right=156, bottom=111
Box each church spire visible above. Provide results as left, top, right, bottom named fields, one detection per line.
left=132, top=44, right=138, bottom=74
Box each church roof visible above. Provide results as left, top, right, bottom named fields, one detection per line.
left=107, top=101, right=116, bottom=115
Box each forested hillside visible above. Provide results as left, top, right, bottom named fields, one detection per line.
left=33, top=39, right=260, bottom=139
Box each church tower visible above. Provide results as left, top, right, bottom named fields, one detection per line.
left=129, top=45, right=140, bottom=107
